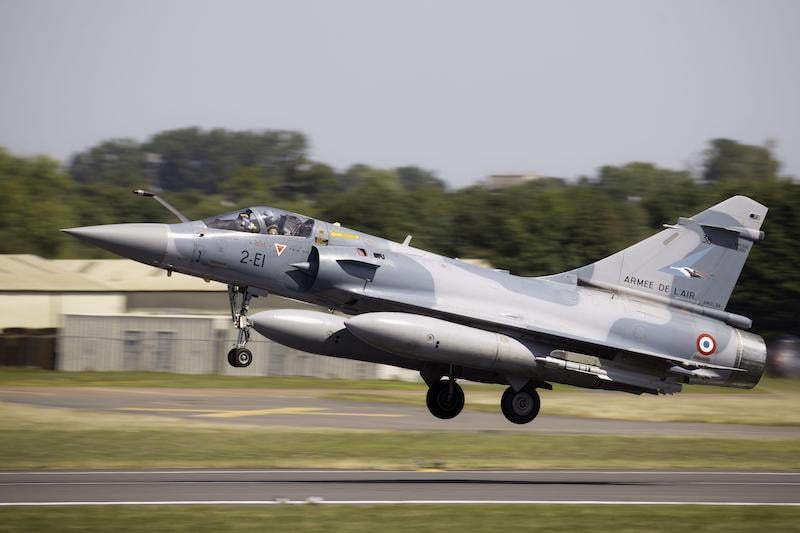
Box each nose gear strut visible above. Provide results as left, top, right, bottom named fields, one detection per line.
left=227, top=285, right=257, bottom=368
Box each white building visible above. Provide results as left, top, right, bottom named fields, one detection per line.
left=0, top=255, right=124, bottom=329
left=484, top=172, right=542, bottom=190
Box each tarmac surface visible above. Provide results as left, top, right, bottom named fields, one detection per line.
left=1, top=470, right=799, bottom=505
left=1, top=386, right=799, bottom=438
left=2, top=387, right=799, bottom=506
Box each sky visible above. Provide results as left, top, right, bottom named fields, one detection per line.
left=0, top=0, right=798, bottom=187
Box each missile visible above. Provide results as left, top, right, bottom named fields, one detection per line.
left=536, top=355, right=611, bottom=379
left=344, top=312, right=538, bottom=376
left=537, top=354, right=683, bottom=394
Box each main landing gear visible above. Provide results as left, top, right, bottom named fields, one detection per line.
left=500, top=385, right=541, bottom=424
left=421, top=366, right=542, bottom=424
left=426, top=379, right=465, bottom=419
left=423, top=366, right=465, bottom=420
left=227, top=285, right=255, bottom=368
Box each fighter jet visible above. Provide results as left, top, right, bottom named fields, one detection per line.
left=63, top=193, right=767, bottom=424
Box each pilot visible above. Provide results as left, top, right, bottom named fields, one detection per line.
left=262, top=210, right=280, bottom=235
left=237, top=211, right=258, bottom=233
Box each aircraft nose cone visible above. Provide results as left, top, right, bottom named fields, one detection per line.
left=62, top=223, right=169, bottom=264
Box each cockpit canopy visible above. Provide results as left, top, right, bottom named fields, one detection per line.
left=203, top=206, right=315, bottom=238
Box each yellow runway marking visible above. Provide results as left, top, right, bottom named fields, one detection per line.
left=199, top=407, right=323, bottom=418
left=115, top=406, right=407, bottom=419
left=117, top=408, right=224, bottom=414
left=0, top=389, right=55, bottom=396
left=89, top=388, right=195, bottom=397
left=307, top=412, right=406, bottom=418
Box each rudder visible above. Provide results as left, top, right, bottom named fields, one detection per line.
left=576, top=195, right=767, bottom=311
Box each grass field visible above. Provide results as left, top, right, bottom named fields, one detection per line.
left=0, top=368, right=426, bottom=390
left=2, top=402, right=798, bottom=470
left=1, top=368, right=799, bottom=426
left=3, top=367, right=796, bottom=394
left=2, top=370, right=797, bottom=532
left=325, top=384, right=800, bottom=426
left=1, top=505, right=799, bottom=533
left=1, top=373, right=797, bottom=533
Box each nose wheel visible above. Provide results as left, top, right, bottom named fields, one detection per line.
left=227, top=347, right=253, bottom=368
left=227, top=285, right=257, bottom=368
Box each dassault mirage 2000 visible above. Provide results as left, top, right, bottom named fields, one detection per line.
left=63, top=192, right=767, bottom=424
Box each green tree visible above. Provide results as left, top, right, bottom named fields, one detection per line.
left=598, top=162, right=701, bottom=227
left=702, top=138, right=781, bottom=183
left=282, top=162, right=341, bottom=199
left=144, top=128, right=308, bottom=193
left=320, top=176, right=408, bottom=240
left=68, top=138, right=146, bottom=188
left=0, top=149, right=78, bottom=257
left=396, top=166, right=445, bottom=192
left=340, top=164, right=403, bottom=193
left=219, top=165, right=273, bottom=204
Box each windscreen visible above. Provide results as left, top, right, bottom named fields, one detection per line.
left=203, top=209, right=261, bottom=233
left=204, top=207, right=315, bottom=237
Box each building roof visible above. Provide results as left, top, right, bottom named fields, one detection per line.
left=485, top=173, right=540, bottom=190
left=53, top=259, right=226, bottom=292
left=0, top=255, right=226, bottom=292
left=0, top=255, right=114, bottom=292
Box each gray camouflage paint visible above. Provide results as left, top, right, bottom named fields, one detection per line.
left=62, top=195, right=768, bottom=393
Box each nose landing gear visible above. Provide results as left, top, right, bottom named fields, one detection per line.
left=227, top=347, right=253, bottom=368
left=227, top=285, right=257, bottom=368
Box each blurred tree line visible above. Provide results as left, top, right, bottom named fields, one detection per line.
left=0, top=129, right=796, bottom=338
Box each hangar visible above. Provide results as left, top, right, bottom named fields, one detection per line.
left=0, top=255, right=124, bottom=329
left=0, top=255, right=415, bottom=380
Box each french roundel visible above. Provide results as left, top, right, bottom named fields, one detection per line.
left=696, top=333, right=716, bottom=356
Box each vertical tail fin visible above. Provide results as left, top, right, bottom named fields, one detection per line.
left=577, top=195, right=767, bottom=311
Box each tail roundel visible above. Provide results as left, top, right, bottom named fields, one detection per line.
left=577, top=195, right=767, bottom=312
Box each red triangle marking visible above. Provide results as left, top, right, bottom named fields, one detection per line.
left=274, top=243, right=286, bottom=256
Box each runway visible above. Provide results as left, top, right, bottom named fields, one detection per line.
left=1, top=387, right=798, bottom=438
left=1, top=470, right=798, bottom=506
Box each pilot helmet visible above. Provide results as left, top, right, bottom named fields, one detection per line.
left=262, top=210, right=278, bottom=224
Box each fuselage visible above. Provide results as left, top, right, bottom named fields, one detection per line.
left=62, top=195, right=770, bottom=424
left=73, top=204, right=761, bottom=393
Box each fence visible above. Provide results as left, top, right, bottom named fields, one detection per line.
left=0, top=328, right=57, bottom=369
left=57, top=313, right=415, bottom=380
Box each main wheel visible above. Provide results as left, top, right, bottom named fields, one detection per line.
left=425, top=379, right=465, bottom=419
left=227, top=348, right=237, bottom=367
left=234, top=347, right=253, bottom=368
left=500, top=386, right=541, bottom=424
